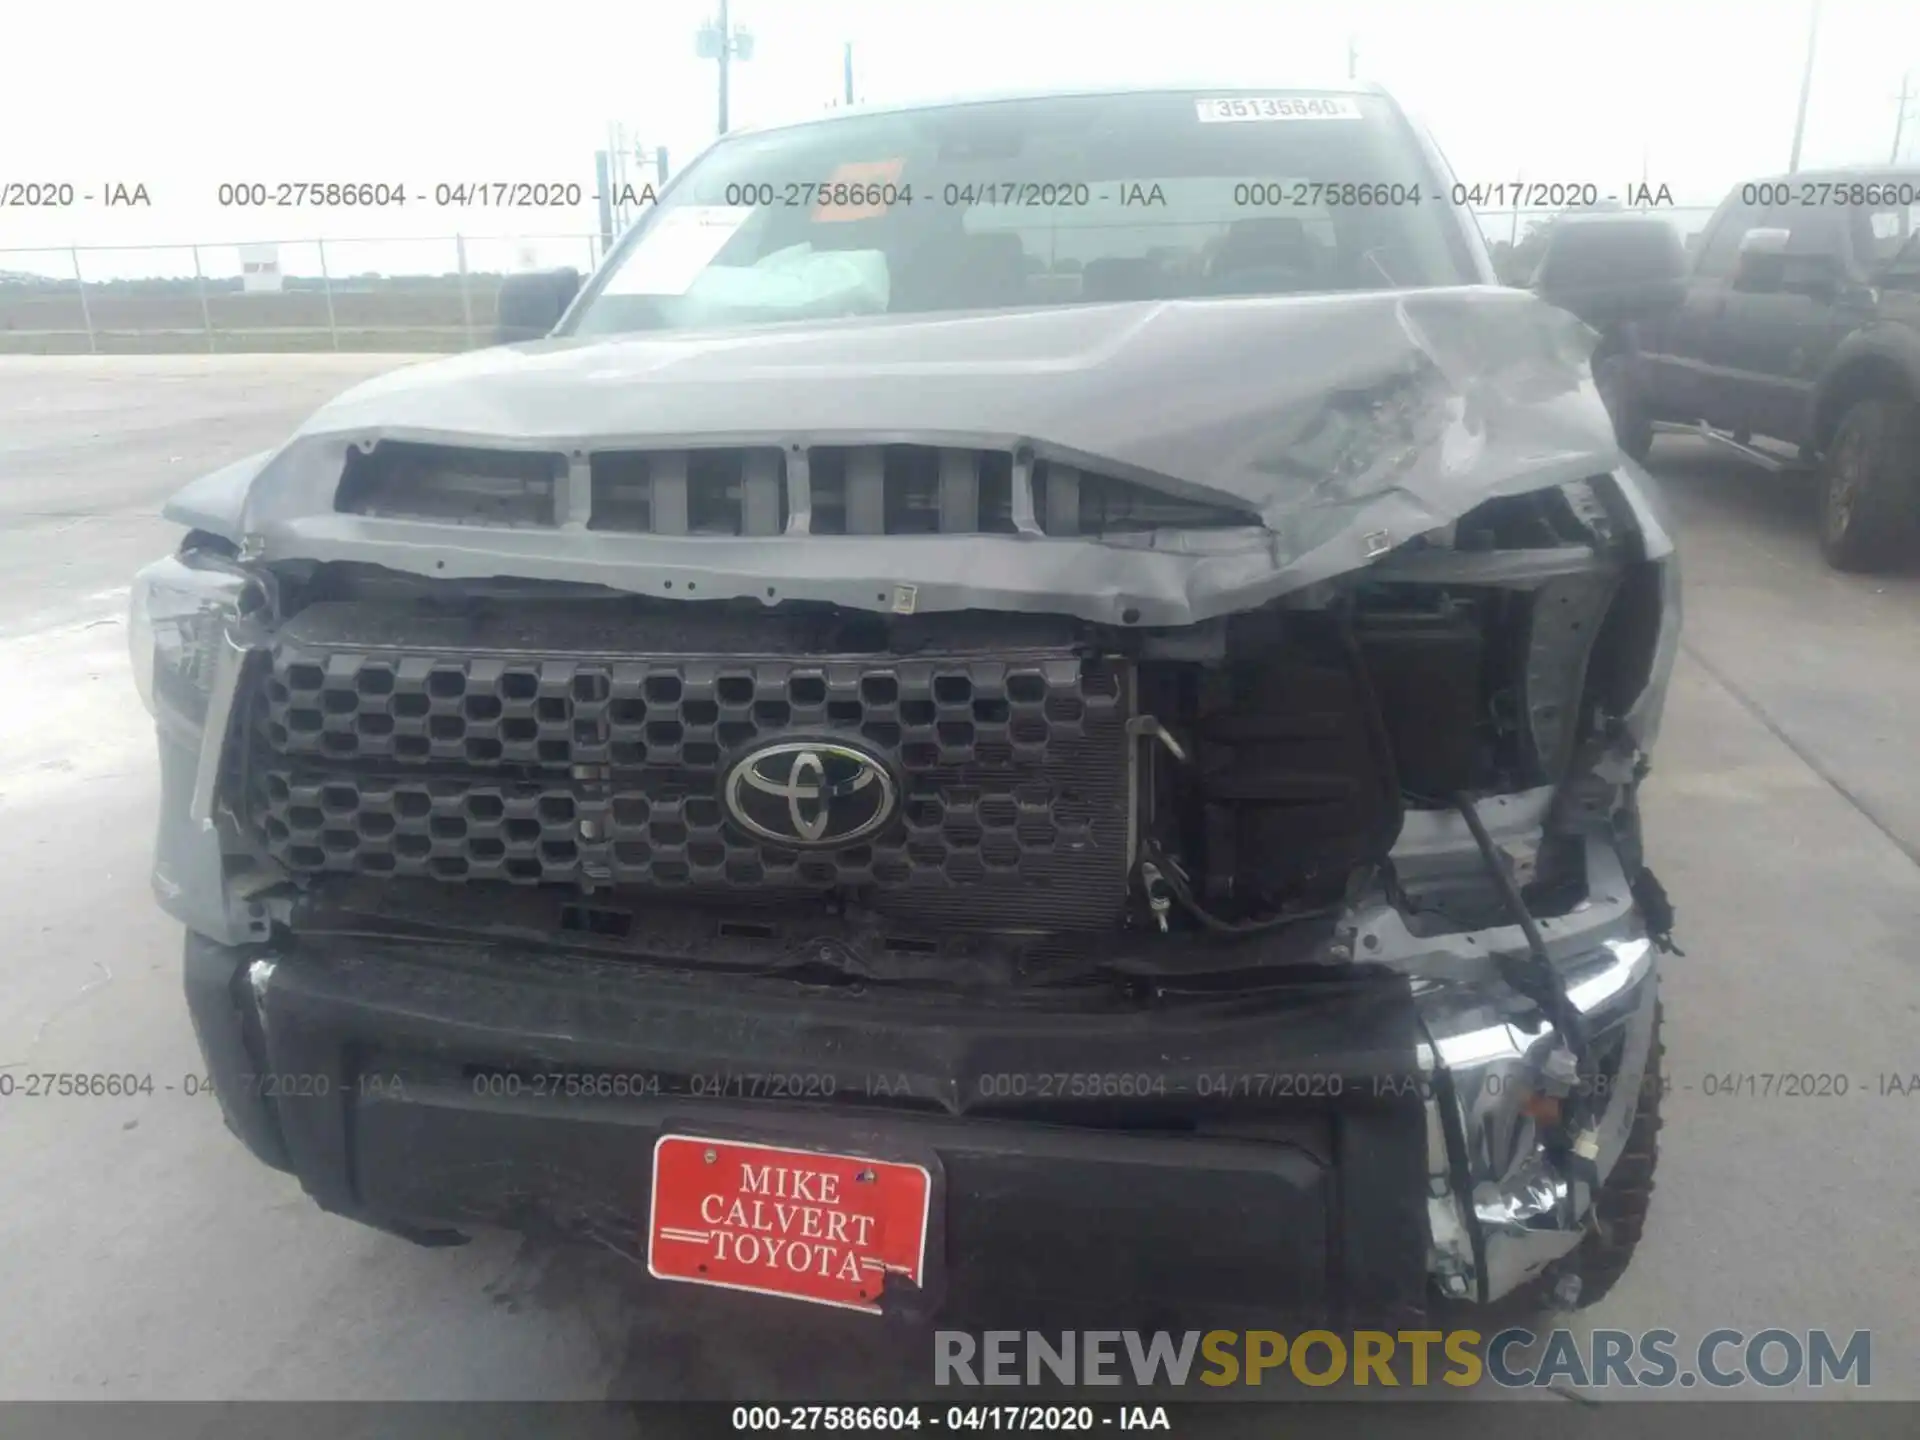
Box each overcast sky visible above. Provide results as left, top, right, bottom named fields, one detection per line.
left=2, top=0, right=1916, bottom=278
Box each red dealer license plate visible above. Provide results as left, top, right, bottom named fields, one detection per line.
left=647, top=1135, right=932, bottom=1313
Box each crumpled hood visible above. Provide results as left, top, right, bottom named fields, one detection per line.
left=164, top=286, right=1657, bottom=627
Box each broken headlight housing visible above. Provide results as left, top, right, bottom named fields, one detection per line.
left=129, top=551, right=261, bottom=737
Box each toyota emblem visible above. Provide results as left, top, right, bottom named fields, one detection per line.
left=722, top=741, right=897, bottom=847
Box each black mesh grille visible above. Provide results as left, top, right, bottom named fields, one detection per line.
left=250, top=611, right=1135, bottom=930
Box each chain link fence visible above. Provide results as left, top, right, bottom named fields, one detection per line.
left=0, top=235, right=606, bottom=354
left=0, top=206, right=1721, bottom=355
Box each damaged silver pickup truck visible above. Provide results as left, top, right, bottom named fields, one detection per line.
left=132, top=84, right=1680, bottom=1327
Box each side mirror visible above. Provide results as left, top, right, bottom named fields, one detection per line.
left=1737, top=227, right=1791, bottom=258
left=1735, top=230, right=1848, bottom=299
left=493, top=268, right=582, bottom=345
left=1530, top=214, right=1688, bottom=328
left=1731, top=227, right=1791, bottom=292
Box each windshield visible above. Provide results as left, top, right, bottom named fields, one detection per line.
left=568, top=90, right=1476, bottom=336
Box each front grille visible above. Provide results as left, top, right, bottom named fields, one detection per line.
left=336, top=440, right=1258, bottom=538
left=247, top=603, right=1135, bottom=930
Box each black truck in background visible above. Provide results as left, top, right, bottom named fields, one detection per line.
left=1536, top=168, right=1920, bottom=572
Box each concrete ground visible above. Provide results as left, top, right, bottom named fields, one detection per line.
left=0, top=355, right=1915, bottom=1412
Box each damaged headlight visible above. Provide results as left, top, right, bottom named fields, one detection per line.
left=128, top=552, right=260, bottom=734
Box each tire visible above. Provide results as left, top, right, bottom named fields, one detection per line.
left=1595, top=353, right=1654, bottom=464
left=1819, top=398, right=1920, bottom=572
left=1555, top=1003, right=1664, bottom=1310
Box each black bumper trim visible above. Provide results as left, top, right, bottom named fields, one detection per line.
left=182, top=933, right=292, bottom=1174
left=184, top=929, right=1433, bottom=1323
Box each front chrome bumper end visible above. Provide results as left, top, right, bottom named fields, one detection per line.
left=1416, top=925, right=1659, bottom=1305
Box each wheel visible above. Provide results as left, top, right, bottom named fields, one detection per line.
left=1819, top=398, right=1920, bottom=572
left=1594, top=353, right=1654, bottom=464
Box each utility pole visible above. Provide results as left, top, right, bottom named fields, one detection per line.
left=593, top=151, right=615, bottom=254
left=1346, top=36, right=1358, bottom=81
left=844, top=42, right=855, bottom=105
left=696, top=2, right=754, bottom=136
left=605, top=121, right=629, bottom=234
left=1894, top=70, right=1913, bottom=164
left=1787, top=0, right=1822, bottom=174
left=717, top=0, right=730, bottom=135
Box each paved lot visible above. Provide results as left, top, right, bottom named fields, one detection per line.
left=0, top=355, right=1916, bottom=1411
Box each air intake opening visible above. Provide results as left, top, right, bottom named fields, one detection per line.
left=336, top=442, right=563, bottom=527
left=1032, top=461, right=1259, bottom=535
left=588, top=448, right=788, bottom=535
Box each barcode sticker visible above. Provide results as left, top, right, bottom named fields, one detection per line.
left=1195, top=96, right=1362, bottom=123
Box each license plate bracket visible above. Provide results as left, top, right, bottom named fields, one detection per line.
left=647, top=1133, right=936, bottom=1314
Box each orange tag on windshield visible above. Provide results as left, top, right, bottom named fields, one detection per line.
left=812, top=158, right=906, bottom=222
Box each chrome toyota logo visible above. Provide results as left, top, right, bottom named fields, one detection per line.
left=723, top=741, right=896, bottom=847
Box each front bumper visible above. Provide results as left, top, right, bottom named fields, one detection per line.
left=183, top=902, right=1658, bottom=1322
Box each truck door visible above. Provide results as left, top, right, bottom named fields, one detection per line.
left=1641, top=191, right=1757, bottom=429
left=1716, top=203, right=1872, bottom=450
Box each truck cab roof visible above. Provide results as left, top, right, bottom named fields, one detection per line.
left=1738, top=163, right=1920, bottom=188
